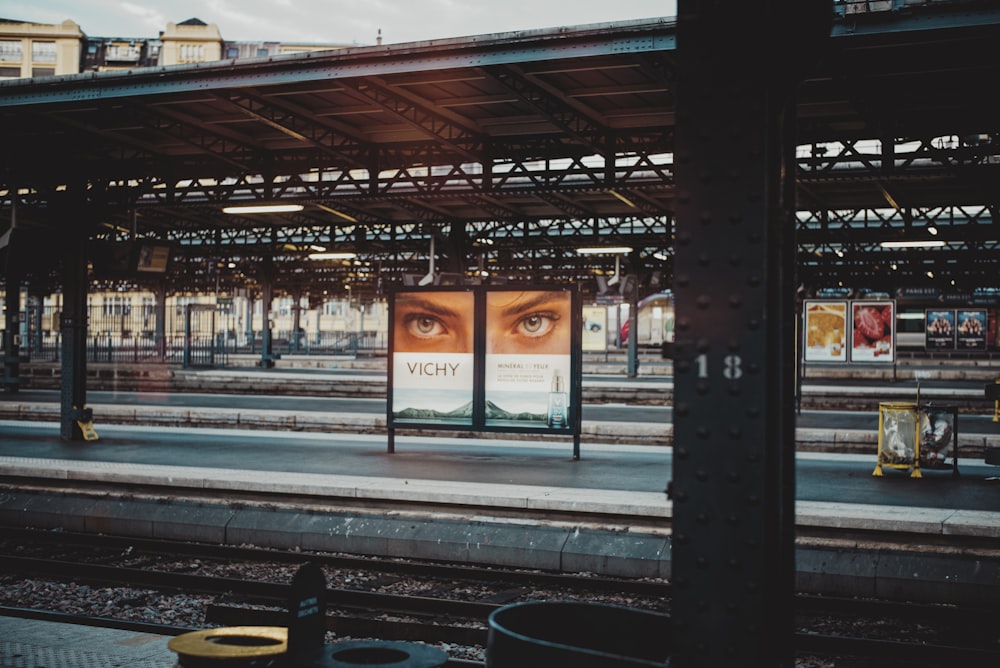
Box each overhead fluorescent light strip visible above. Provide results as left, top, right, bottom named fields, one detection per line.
left=576, top=246, right=633, bottom=255
left=308, top=252, right=357, bottom=260
left=222, top=204, right=304, bottom=214
left=879, top=240, right=946, bottom=248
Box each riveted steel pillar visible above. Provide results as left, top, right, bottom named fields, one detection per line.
left=671, top=2, right=830, bottom=666
left=154, top=281, right=167, bottom=361
left=260, top=256, right=276, bottom=368
left=291, top=289, right=303, bottom=352
left=30, top=289, right=44, bottom=354
left=60, top=245, right=89, bottom=440
left=3, top=272, right=21, bottom=393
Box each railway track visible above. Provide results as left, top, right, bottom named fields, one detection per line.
left=2, top=529, right=998, bottom=666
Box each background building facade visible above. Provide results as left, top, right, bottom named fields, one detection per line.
left=0, top=15, right=359, bottom=79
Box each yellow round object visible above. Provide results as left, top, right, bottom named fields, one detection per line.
left=168, top=626, right=287, bottom=665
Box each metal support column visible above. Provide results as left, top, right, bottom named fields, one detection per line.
left=291, top=290, right=303, bottom=352
left=2, top=272, right=21, bottom=392
left=671, top=1, right=830, bottom=666
left=60, top=245, right=90, bottom=440
left=245, top=293, right=255, bottom=352
left=260, top=257, right=278, bottom=368
left=182, top=304, right=193, bottom=368
left=626, top=284, right=639, bottom=378
left=154, top=281, right=167, bottom=361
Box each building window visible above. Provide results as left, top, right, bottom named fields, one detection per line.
left=0, top=40, right=23, bottom=62
left=0, top=66, right=21, bottom=78
left=257, top=48, right=268, bottom=57
left=31, top=41, right=57, bottom=64
left=31, top=67, right=56, bottom=78
left=102, top=296, right=131, bottom=317
left=179, top=43, right=205, bottom=61
left=106, top=44, right=141, bottom=62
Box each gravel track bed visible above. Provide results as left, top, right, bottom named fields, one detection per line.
left=2, top=540, right=990, bottom=667
left=0, top=541, right=674, bottom=664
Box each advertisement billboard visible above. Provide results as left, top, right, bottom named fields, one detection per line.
left=850, top=301, right=895, bottom=363
left=581, top=306, right=608, bottom=352
left=803, top=300, right=847, bottom=362
left=956, top=309, right=987, bottom=350
left=804, top=299, right=898, bottom=364
left=388, top=286, right=581, bottom=441
left=390, top=289, right=475, bottom=426
left=924, top=309, right=956, bottom=350
left=484, top=290, right=573, bottom=430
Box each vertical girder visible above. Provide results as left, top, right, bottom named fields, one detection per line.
left=671, top=1, right=830, bottom=665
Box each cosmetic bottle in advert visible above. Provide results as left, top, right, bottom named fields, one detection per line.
left=547, top=370, right=568, bottom=428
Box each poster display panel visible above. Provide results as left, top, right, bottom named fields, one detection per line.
left=388, top=286, right=580, bottom=439
left=391, top=290, right=475, bottom=426
left=581, top=306, right=608, bottom=352
left=850, top=301, right=895, bottom=363
left=956, top=309, right=987, bottom=350
left=484, top=290, right=573, bottom=430
left=803, top=300, right=847, bottom=362
left=924, top=309, right=956, bottom=350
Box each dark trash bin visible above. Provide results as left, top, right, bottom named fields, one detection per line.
left=324, top=640, right=448, bottom=668
left=487, top=600, right=670, bottom=667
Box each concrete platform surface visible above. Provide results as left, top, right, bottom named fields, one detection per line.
left=0, top=615, right=176, bottom=668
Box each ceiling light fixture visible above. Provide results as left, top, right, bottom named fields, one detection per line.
left=222, top=204, right=304, bottom=214
left=879, top=240, right=946, bottom=248
left=419, top=236, right=436, bottom=286
left=308, top=252, right=357, bottom=260
left=607, top=255, right=622, bottom=286
left=576, top=246, right=632, bottom=255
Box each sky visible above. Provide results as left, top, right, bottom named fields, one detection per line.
left=7, top=1, right=678, bottom=46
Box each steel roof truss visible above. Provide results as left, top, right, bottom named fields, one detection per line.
left=218, top=90, right=373, bottom=170
left=337, top=76, right=483, bottom=162
left=486, top=64, right=608, bottom=153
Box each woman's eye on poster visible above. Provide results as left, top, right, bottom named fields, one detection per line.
left=393, top=292, right=474, bottom=353
left=486, top=291, right=571, bottom=355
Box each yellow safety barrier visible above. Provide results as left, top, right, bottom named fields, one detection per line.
left=72, top=405, right=99, bottom=441
left=873, top=402, right=922, bottom=478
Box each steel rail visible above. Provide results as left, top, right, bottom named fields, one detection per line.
left=3, top=547, right=999, bottom=665
left=1, top=526, right=671, bottom=595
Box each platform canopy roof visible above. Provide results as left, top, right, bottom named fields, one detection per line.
left=2, top=4, right=999, bottom=298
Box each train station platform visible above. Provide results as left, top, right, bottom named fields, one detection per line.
left=0, top=614, right=176, bottom=668
left=2, top=418, right=999, bottom=608
left=3, top=363, right=1000, bottom=454
left=2, top=358, right=1000, bottom=611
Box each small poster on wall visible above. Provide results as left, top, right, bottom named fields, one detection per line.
left=850, top=301, right=895, bottom=363
left=581, top=306, right=608, bottom=352
left=803, top=301, right=847, bottom=362
left=925, top=309, right=956, bottom=350
left=956, top=309, right=987, bottom=350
